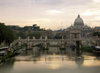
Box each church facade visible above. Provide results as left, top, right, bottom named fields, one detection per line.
left=66, top=15, right=92, bottom=38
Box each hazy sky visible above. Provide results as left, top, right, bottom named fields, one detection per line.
left=0, top=0, right=100, bottom=30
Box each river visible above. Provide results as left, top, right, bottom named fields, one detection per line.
left=0, top=47, right=100, bottom=73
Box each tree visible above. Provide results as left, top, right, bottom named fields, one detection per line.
left=16, top=31, right=26, bottom=39
left=0, top=23, right=6, bottom=43
left=34, top=32, right=42, bottom=39
left=93, top=32, right=100, bottom=37
left=27, top=32, right=33, bottom=39
left=54, top=35, right=62, bottom=39
left=5, top=26, right=17, bottom=45
left=0, top=23, right=17, bottom=45
left=27, top=32, right=42, bottom=39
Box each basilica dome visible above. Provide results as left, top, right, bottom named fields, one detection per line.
left=74, top=15, right=84, bottom=27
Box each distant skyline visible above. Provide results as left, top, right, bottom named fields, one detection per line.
left=0, top=0, right=100, bottom=30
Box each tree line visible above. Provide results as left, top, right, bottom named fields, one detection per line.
left=16, top=32, right=42, bottom=39
left=0, top=23, right=17, bottom=45
left=93, top=32, right=100, bottom=37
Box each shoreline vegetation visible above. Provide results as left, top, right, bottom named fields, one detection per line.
left=81, top=46, right=100, bottom=55
left=81, top=46, right=93, bottom=53
left=0, top=52, right=15, bottom=63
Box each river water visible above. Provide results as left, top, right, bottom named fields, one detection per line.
left=0, top=47, right=100, bottom=73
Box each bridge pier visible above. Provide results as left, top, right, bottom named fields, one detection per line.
left=76, top=41, right=82, bottom=56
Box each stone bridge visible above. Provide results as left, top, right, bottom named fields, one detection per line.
left=12, top=37, right=99, bottom=49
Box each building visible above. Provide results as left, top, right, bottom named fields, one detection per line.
left=94, top=27, right=100, bottom=32
left=70, top=30, right=81, bottom=39
left=66, top=14, right=92, bottom=38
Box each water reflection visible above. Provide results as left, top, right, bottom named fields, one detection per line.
left=13, top=47, right=100, bottom=65
left=0, top=58, right=15, bottom=73
left=75, top=56, right=84, bottom=67
left=0, top=47, right=100, bottom=73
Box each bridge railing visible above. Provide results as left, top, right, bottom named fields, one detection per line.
left=13, top=37, right=99, bottom=43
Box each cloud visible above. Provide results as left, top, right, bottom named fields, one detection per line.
left=35, top=0, right=92, bottom=5
left=46, top=10, right=62, bottom=15
left=0, top=0, right=93, bottom=7
left=0, top=0, right=100, bottom=30
left=93, top=0, right=100, bottom=3
left=82, top=11, right=100, bottom=16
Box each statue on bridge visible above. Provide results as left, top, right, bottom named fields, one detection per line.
left=18, top=36, right=21, bottom=40
left=40, top=36, right=42, bottom=40
left=33, top=36, right=35, bottom=40
left=60, top=36, right=66, bottom=50
left=27, top=36, right=30, bottom=39
left=45, top=36, right=47, bottom=40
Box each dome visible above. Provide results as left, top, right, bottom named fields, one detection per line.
left=74, top=15, right=84, bottom=27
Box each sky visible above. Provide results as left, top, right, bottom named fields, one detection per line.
left=0, top=0, right=100, bottom=30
